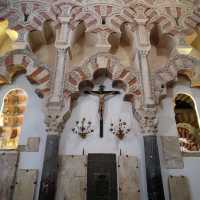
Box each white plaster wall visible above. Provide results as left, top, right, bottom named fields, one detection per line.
left=59, top=79, right=148, bottom=200
left=158, top=79, right=200, bottom=200
left=0, top=75, right=47, bottom=200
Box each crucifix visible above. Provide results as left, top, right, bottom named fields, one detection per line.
left=84, top=85, right=120, bottom=138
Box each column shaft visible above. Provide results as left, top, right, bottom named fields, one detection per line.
left=49, top=49, right=68, bottom=103
left=39, top=135, right=59, bottom=200
left=144, top=135, right=165, bottom=200
left=138, top=50, right=154, bottom=106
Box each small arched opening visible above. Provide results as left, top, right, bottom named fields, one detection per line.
left=174, top=93, right=200, bottom=152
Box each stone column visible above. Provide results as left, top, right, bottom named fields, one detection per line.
left=138, top=107, right=165, bottom=200
left=133, top=8, right=154, bottom=107
left=144, top=134, right=165, bottom=200
left=133, top=6, right=165, bottom=200
left=38, top=134, right=60, bottom=200
left=136, top=49, right=154, bottom=106
left=38, top=9, right=71, bottom=200
left=49, top=16, right=70, bottom=104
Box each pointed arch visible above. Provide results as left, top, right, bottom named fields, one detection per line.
left=0, top=88, right=28, bottom=149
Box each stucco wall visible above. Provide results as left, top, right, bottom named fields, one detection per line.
left=59, top=79, right=148, bottom=200
left=158, top=79, right=200, bottom=200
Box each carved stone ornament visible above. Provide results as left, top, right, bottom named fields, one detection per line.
left=135, top=106, right=158, bottom=135
left=45, top=101, right=71, bottom=135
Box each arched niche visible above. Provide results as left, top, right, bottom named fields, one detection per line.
left=0, top=88, right=27, bottom=149
left=67, top=68, right=137, bottom=118
left=174, top=93, right=200, bottom=152
left=64, top=53, right=141, bottom=104
left=60, top=77, right=141, bottom=155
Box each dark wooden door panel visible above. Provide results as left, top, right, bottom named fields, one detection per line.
left=87, top=154, right=118, bottom=200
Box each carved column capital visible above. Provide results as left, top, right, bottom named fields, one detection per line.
left=139, top=49, right=150, bottom=56
left=45, top=114, right=62, bottom=135
left=45, top=103, right=64, bottom=135
left=135, top=106, right=158, bottom=135
left=58, top=16, right=71, bottom=24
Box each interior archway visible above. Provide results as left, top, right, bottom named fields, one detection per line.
left=174, top=93, right=200, bottom=152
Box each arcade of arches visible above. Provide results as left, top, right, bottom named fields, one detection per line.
left=0, top=1, right=200, bottom=200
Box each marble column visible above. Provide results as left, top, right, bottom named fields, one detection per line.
left=133, top=5, right=154, bottom=108
left=144, top=135, right=165, bottom=200
left=39, top=135, right=59, bottom=200
left=48, top=16, right=70, bottom=104
left=139, top=107, right=165, bottom=200
left=39, top=9, right=71, bottom=200
left=137, top=49, right=154, bottom=106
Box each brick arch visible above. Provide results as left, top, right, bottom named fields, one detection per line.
left=177, top=124, right=200, bottom=151
left=2, top=1, right=51, bottom=31
left=64, top=53, right=141, bottom=102
left=0, top=49, right=50, bottom=98
left=50, top=0, right=98, bottom=31
left=154, top=55, right=200, bottom=101
left=152, top=3, right=200, bottom=35
left=109, top=7, right=136, bottom=32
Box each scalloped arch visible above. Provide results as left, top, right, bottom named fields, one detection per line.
left=64, top=53, right=141, bottom=101
left=0, top=49, right=50, bottom=98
